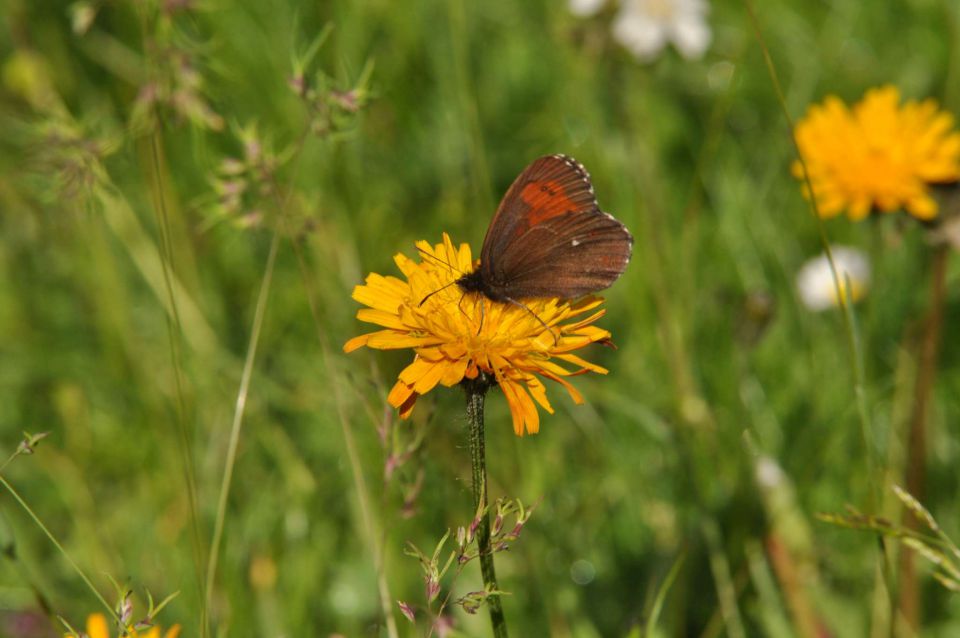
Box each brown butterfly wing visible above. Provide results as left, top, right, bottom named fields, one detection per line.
left=493, top=210, right=632, bottom=298
left=480, top=155, right=598, bottom=277
left=480, top=155, right=632, bottom=298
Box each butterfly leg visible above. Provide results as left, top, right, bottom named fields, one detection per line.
left=476, top=296, right=485, bottom=335
left=505, top=297, right=559, bottom=346
left=456, top=292, right=484, bottom=335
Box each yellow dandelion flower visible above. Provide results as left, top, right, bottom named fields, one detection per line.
left=65, top=613, right=181, bottom=638
left=793, top=85, right=960, bottom=221
left=344, top=234, right=614, bottom=436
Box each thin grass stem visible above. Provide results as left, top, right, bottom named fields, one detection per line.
left=145, top=125, right=207, bottom=634
left=0, top=475, right=117, bottom=621
left=290, top=299, right=400, bottom=638
left=286, top=211, right=401, bottom=637
left=447, top=0, right=493, bottom=213
left=203, top=230, right=280, bottom=621
left=898, top=244, right=950, bottom=629
left=740, top=1, right=894, bottom=633
left=624, top=65, right=749, bottom=638
left=645, top=552, right=686, bottom=637
left=702, top=520, right=747, bottom=638
left=270, top=132, right=399, bottom=636
left=740, top=1, right=878, bottom=499
left=133, top=3, right=207, bottom=629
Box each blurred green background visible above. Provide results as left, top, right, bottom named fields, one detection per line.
left=1, top=0, right=959, bottom=635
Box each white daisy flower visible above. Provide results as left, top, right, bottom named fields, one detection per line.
left=569, top=0, right=607, bottom=17
left=796, top=246, right=871, bottom=312
left=612, top=0, right=711, bottom=62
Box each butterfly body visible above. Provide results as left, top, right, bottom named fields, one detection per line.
left=455, top=268, right=510, bottom=302
left=456, top=154, right=633, bottom=302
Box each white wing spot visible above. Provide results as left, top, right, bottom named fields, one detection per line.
left=571, top=238, right=581, bottom=247
left=550, top=155, right=595, bottom=194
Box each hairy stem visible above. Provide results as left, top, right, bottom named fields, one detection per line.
left=464, top=375, right=508, bottom=638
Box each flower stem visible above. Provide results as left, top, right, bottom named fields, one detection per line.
left=464, top=375, right=508, bottom=638
left=899, top=244, right=949, bottom=629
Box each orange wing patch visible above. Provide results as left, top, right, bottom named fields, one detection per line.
left=520, top=180, right=575, bottom=225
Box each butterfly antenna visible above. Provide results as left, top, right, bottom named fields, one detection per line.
left=418, top=278, right=459, bottom=307
left=416, top=245, right=470, bottom=306
left=505, top=297, right=560, bottom=346
left=416, top=245, right=463, bottom=275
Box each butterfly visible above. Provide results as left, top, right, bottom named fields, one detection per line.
left=455, top=154, right=633, bottom=303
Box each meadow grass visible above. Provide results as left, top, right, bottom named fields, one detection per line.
left=1, top=0, right=959, bottom=636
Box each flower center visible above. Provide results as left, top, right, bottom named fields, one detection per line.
left=830, top=277, right=866, bottom=306
left=851, top=145, right=906, bottom=196
left=642, top=0, right=676, bottom=20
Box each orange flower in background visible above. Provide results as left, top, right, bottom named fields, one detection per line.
left=65, top=613, right=180, bottom=638
left=344, top=234, right=614, bottom=436
left=793, top=85, right=960, bottom=220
